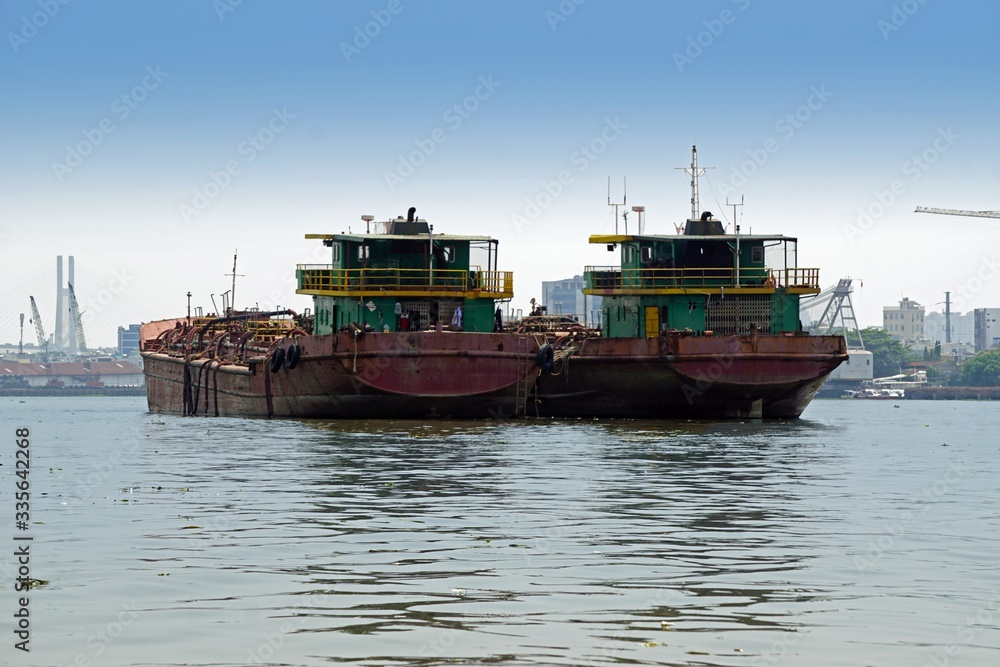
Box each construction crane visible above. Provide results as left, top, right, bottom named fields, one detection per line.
left=915, top=207, right=1000, bottom=218
left=67, top=283, right=88, bottom=353
left=808, top=278, right=864, bottom=349
left=29, top=296, right=47, bottom=350
left=801, top=277, right=874, bottom=391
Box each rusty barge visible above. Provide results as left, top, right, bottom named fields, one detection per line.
left=141, top=211, right=540, bottom=418
left=532, top=332, right=845, bottom=419
left=530, top=147, right=847, bottom=418
left=142, top=149, right=845, bottom=420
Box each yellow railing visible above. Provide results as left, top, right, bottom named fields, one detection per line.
left=296, top=265, right=514, bottom=297
left=771, top=268, right=820, bottom=289
left=584, top=266, right=820, bottom=291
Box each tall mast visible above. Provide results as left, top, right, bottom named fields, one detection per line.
left=675, top=145, right=713, bottom=220
left=223, top=250, right=245, bottom=315
left=231, top=252, right=237, bottom=313
left=607, top=176, right=627, bottom=234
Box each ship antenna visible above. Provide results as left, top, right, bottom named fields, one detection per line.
left=608, top=176, right=627, bottom=234
left=675, top=145, right=714, bottom=220
left=726, top=195, right=744, bottom=230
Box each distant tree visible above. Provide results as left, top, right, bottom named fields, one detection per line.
left=843, top=328, right=863, bottom=348
left=0, top=376, right=28, bottom=389
left=921, top=342, right=944, bottom=361
left=959, top=350, right=1000, bottom=386
left=929, top=359, right=960, bottom=386
left=857, top=327, right=914, bottom=378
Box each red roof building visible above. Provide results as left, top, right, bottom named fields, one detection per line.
left=0, top=360, right=144, bottom=387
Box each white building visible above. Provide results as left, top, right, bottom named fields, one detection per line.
left=883, top=298, right=924, bottom=346
left=925, top=310, right=974, bottom=345
left=827, top=349, right=873, bottom=382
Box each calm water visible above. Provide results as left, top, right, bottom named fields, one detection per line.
left=2, top=397, right=999, bottom=666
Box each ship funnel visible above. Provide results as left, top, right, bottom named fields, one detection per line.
left=684, top=211, right=726, bottom=236
left=391, top=207, right=429, bottom=235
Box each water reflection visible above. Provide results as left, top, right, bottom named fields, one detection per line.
left=595, top=421, right=839, bottom=630
left=234, top=419, right=846, bottom=664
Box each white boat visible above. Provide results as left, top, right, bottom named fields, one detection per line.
left=844, top=375, right=920, bottom=399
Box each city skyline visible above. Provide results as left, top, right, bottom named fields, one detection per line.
left=1, top=1, right=997, bottom=347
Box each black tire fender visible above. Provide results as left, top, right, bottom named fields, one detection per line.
left=537, top=344, right=555, bottom=373
left=268, top=347, right=285, bottom=373
left=284, top=343, right=301, bottom=370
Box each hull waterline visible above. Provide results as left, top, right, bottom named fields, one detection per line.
left=142, top=325, right=541, bottom=419
left=533, top=333, right=847, bottom=419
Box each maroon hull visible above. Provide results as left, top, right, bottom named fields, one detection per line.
left=142, top=328, right=540, bottom=419
left=534, top=333, right=847, bottom=419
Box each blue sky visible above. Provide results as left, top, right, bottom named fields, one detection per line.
left=1, top=0, right=998, bottom=346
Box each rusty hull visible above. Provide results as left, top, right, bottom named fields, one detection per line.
left=534, top=333, right=848, bottom=419
left=142, top=327, right=540, bottom=419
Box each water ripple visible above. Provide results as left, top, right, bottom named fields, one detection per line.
left=5, top=398, right=1000, bottom=666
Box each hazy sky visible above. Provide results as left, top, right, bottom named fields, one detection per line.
left=1, top=0, right=997, bottom=347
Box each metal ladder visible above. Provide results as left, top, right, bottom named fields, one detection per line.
left=513, top=336, right=529, bottom=418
